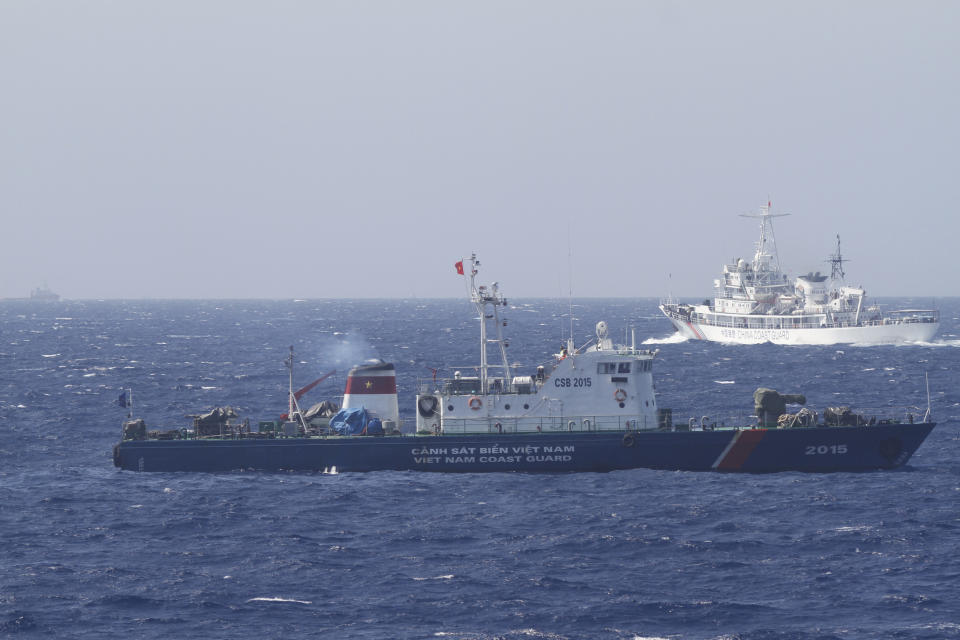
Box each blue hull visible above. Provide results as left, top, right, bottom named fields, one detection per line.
left=114, top=422, right=934, bottom=473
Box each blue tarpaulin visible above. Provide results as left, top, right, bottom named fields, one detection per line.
left=329, top=407, right=383, bottom=436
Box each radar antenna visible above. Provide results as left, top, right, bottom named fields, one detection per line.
left=461, top=253, right=511, bottom=394
left=739, top=200, right=790, bottom=275
left=828, top=234, right=847, bottom=281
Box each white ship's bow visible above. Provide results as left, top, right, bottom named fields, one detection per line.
left=659, top=304, right=704, bottom=340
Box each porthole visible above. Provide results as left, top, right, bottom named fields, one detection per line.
left=447, top=405, right=454, bottom=412
left=619, top=402, right=625, bottom=409
left=523, top=404, right=530, bottom=410
left=504, top=404, right=511, bottom=410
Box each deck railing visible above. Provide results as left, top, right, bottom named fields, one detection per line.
left=437, top=414, right=657, bottom=435
left=665, top=307, right=939, bottom=331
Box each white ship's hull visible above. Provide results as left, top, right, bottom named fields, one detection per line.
left=660, top=202, right=940, bottom=345
left=663, top=311, right=939, bottom=345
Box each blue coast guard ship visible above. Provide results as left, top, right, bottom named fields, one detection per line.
left=660, top=202, right=939, bottom=345
left=113, top=254, right=935, bottom=473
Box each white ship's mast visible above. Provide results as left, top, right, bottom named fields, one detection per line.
left=465, top=253, right=511, bottom=394
left=739, top=200, right=789, bottom=275
left=284, top=346, right=303, bottom=420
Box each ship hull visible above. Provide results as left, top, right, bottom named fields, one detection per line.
left=114, top=422, right=934, bottom=473
left=662, top=309, right=939, bottom=345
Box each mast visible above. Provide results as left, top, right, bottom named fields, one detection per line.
left=828, top=234, right=847, bottom=281
left=567, top=233, right=575, bottom=354
left=465, top=253, right=511, bottom=394
left=284, top=346, right=300, bottom=420
left=739, top=200, right=789, bottom=277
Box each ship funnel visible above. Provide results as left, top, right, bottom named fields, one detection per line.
left=342, top=361, right=399, bottom=425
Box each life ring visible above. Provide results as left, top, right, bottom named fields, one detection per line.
left=468, top=397, right=483, bottom=411
left=614, top=389, right=627, bottom=403
left=622, top=433, right=635, bottom=447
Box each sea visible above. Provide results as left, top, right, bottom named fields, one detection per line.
left=1, top=297, right=958, bottom=640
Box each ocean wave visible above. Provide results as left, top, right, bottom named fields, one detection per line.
left=246, top=597, right=312, bottom=605
left=906, top=338, right=960, bottom=348
left=642, top=333, right=688, bottom=345
left=4, top=297, right=960, bottom=640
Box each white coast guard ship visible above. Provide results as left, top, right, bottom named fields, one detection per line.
left=415, top=254, right=664, bottom=435
left=659, top=202, right=939, bottom=345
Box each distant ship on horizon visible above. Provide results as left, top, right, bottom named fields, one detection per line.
left=1, top=283, right=61, bottom=302
left=29, top=284, right=60, bottom=301
left=659, top=202, right=939, bottom=345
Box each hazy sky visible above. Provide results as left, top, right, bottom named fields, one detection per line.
left=2, top=1, right=957, bottom=299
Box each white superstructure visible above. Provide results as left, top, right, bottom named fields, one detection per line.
left=659, top=202, right=939, bottom=345
left=415, top=254, right=665, bottom=434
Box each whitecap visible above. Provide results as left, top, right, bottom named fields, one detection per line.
left=904, top=338, right=960, bottom=348
left=412, top=574, right=454, bottom=581
left=41, top=353, right=60, bottom=358
left=246, top=597, right=312, bottom=604
left=714, top=380, right=735, bottom=385
left=642, top=333, right=688, bottom=345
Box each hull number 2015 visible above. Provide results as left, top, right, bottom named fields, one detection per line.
left=805, top=444, right=847, bottom=455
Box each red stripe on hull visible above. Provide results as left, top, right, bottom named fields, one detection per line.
left=716, top=429, right=766, bottom=470
left=686, top=321, right=704, bottom=340
left=345, top=376, right=397, bottom=394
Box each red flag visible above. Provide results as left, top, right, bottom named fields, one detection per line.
left=455, top=260, right=464, bottom=275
